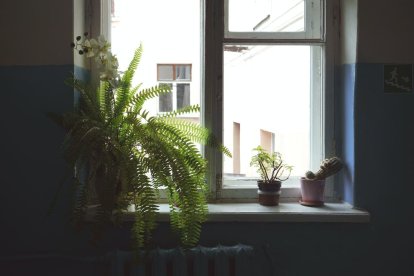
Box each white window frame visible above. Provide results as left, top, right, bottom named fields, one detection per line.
left=204, top=0, right=337, bottom=202
left=157, top=64, right=192, bottom=113
left=157, top=82, right=192, bottom=113
left=98, top=0, right=338, bottom=203
left=224, top=0, right=323, bottom=41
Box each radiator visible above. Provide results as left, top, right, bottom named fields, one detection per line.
left=109, top=244, right=254, bottom=276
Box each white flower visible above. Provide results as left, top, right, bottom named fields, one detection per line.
left=99, top=53, right=119, bottom=82
left=89, top=38, right=99, bottom=49
left=97, top=35, right=109, bottom=49
left=76, top=34, right=120, bottom=84
left=83, top=39, right=95, bottom=58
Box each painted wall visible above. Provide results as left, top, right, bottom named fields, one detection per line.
left=357, top=0, right=414, bottom=64
left=1, top=0, right=414, bottom=275
left=336, top=0, right=358, bottom=204
left=337, top=0, right=414, bottom=274
left=0, top=0, right=88, bottom=258
left=0, top=0, right=73, bottom=66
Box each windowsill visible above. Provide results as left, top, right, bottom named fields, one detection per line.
left=118, top=202, right=370, bottom=223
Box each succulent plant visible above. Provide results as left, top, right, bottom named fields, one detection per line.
left=305, top=157, right=343, bottom=180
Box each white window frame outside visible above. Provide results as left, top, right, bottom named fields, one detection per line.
left=98, top=0, right=338, bottom=203
left=157, top=64, right=192, bottom=113
left=157, top=82, right=192, bottom=113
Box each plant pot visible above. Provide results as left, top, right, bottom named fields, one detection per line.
left=299, top=177, right=325, bottom=206
left=257, top=180, right=281, bottom=206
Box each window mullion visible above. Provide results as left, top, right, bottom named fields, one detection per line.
left=310, top=46, right=324, bottom=172
left=322, top=0, right=338, bottom=199
left=204, top=0, right=225, bottom=200
left=100, top=0, right=111, bottom=40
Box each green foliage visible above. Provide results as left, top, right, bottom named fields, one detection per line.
left=50, top=44, right=230, bottom=249
left=250, top=146, right=292, bottom=183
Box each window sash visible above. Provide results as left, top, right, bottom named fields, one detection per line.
left=205, top=0, right=335, bottom=201
left=224, top=0, right=324, bottom=42
left=221, top=45, right=323, bottom=199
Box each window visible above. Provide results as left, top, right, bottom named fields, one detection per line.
left=105, top=0, right=336, bottom=202
left=206, top=0, right=335, bottom=201
left=157, top=64, right=192, bottom=112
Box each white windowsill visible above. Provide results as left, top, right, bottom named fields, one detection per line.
left=119, top=202, right=370, bottom=223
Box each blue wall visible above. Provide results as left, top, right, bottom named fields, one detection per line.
left=336, top=63, right=356, bottom=204
left=0, top=65, right=78, bottom=253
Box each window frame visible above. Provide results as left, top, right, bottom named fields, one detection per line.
left=224, top=0, right=324, bottom=41
left=99, top=0, right=338, bottom=203
left=204, top=0, right=337, bottom=202
left=157, top=64, right=192, bottom=113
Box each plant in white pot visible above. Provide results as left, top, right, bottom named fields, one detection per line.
left=300, top=157, right=343, bottom=206
left=250, top=146, right=292, bottom=206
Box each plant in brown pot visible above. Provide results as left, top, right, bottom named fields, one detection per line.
left=300, top=157, right=344, bottom=206
left=250, top=146, right=292, bottom=206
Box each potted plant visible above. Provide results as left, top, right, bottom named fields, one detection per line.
left=48, top=33, right=230, bottom=250
left=250, top=146, right=292, bottom=206
left=300, top=157, right=343, bottom=206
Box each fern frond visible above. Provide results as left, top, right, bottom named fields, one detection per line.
left=122, top=45, right=143, bottom=88
left=65, top=76, right=101, bottom=120
left=157, top=104, right=200, bottom=118
left=114, top=84, right=141, bottom=118
left=71, top=177, right=88, bottom=231
left=98, top=81, right=115, bottom=121
left=131, top=85, right=171, bottom=112
left=158, top=116, right=232, bottom=158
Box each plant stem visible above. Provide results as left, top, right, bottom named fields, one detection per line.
left=259, top=160, right=269, bottom=182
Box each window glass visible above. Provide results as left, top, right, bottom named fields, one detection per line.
left=158, top=65, right=174, bottom=80
left=177, top=83, right=191, bottom=109
left=176, top=65, right=191, bottom=80
left=228, top=0, right=305, bottom=32
left=159, top=83, right=173, bottom=112
left=223, top=45, right=321, bottom=186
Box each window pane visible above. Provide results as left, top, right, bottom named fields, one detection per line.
left=158, top=65, right=173, bottom=80
left=177, top=83, right=190, bottom=109
left=176, top=65, right=191, bottom=80
left=159, top=83, right=173, bottom=112
left=223, top=45, right=317, bottom=183
left=228, top=0, right=305, bottom=32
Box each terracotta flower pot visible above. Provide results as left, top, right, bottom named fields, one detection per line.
left=257, top=180, right=281, bottom=206
left=299, top=177, right=325, bottom=206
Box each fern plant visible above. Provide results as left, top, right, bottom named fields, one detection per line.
left=49, top=34, right=230, bottom=249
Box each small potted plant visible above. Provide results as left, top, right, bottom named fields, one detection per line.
left=250, top=146, right=292, bottom=206
left=300, top=157, right=344, bottom=206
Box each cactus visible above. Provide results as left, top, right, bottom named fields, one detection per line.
left=305, top=157, right=343, bottom=180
